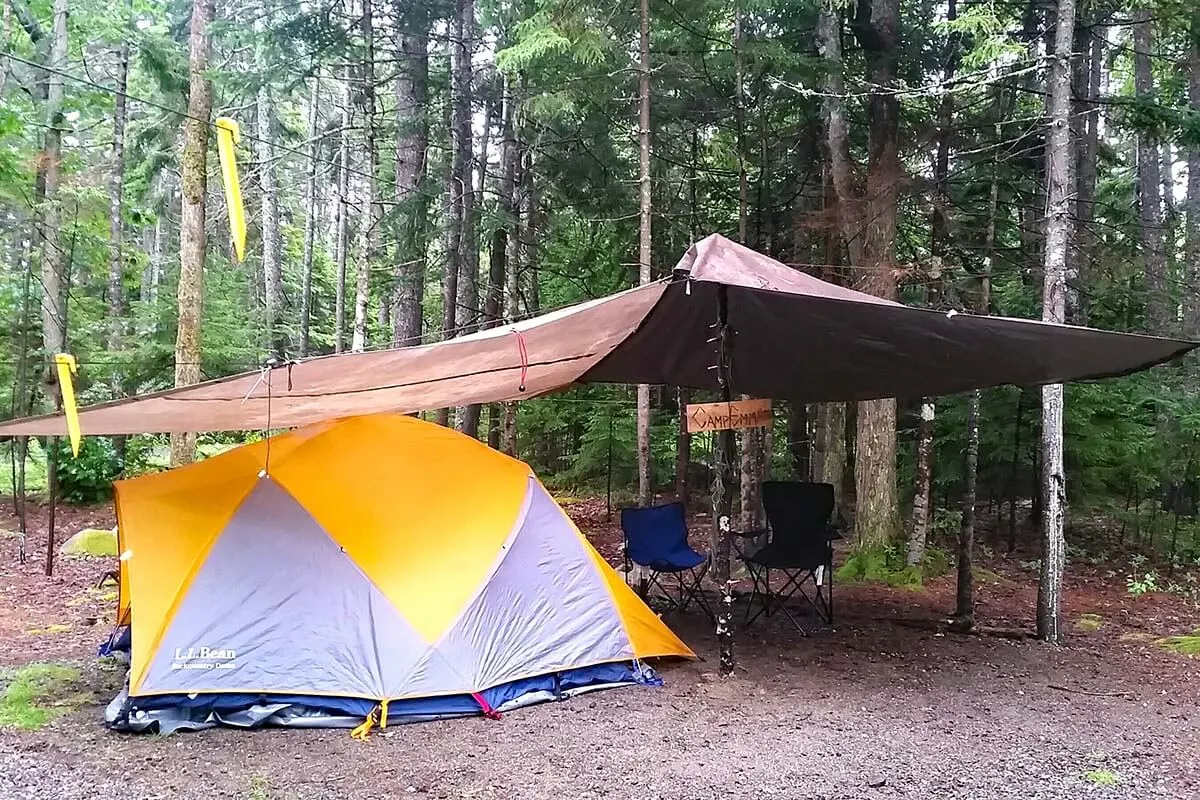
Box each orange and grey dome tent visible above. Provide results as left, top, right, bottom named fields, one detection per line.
left=104, top=413, right=693, bottom=734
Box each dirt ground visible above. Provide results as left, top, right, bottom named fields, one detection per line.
left=1, top=498, right=1198, bottom=800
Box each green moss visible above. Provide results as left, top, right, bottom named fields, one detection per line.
left=837, top=547, right=931, bottom=590
left=0, top=663, right=89, bottom=730
left=1155, top=630, right=1200, bottom=656
left=1075, top=613, right=1104, bottom=632
left=1085, top=770, right=1120, bottom=787
left=25, top=623, right=72, bottom=635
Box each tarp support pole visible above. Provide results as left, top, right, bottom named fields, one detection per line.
left=710, top=283, right=736, bottom=676
left=44, top=435, right=59, bottom=577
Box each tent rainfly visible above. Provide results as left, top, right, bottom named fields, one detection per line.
left=104, top=413, right=692, bottom=734
left=0, top=234, right=1193, bottom=437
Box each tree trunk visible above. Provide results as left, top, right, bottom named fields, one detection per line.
left=733, top=6, right=763, bottom=533
left=482, top=75, right=517, bottom=442
left=787, top=402, right=811, bottom=480
left=1186, top=35, right=1200, bottom=337
left=1134, top=8, right=1167, bottom=335
left=106, top=15, right=130, bottom=361
left=453, top=0, right=481, bottom=436
left=351, top=3, right=376, bottom=354
left=333, top=71, right=352, bottom=354
left=1037, top=0, right=1075, bottom=644
left=822, top=2, right=902, bottom=548
left=169, top=0, right=213, bottom=466
left=907, top=402, right=935, bottom=567
left=501, top=144, right=529, bottom=456
left=959, top=115, right=999, bottom=621
left=392, top=9, right=430, bottom=347
left=299, top=75, right=320, bottom=357
left=813, top=402, right=846, bottom=505
left=39, top=0, right=69, bottom=396
left=148, top=209, right=164, bottom=330
left=1071, top=24, right=1102, bottom=324
left=256, top=18, right=283, bottom=359
left=636, top=0, right=653, bottom=506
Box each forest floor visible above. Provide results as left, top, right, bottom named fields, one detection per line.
left=0, top=497, right=1198, bottom=800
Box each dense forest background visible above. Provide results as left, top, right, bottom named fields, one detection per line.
left=2, top=0, right=1199, bottom=617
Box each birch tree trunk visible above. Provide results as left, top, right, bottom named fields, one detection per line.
left=350, top=1, right=376, bottom=354
left=333, top=72, right=352, bottom=354
left=392, top=8, right=429, bottom=347
left=1134, top=8, right=1167, bottom=335
left=170, top=0, right=214, bottom=465
left=1037, top=0, right=1075, bottom=644
left=299, top=75, right=320, bottom=357
left=907, top=402, right=935, bottom=567
left=636, top=0, right=653, bottom=506
left=733, top=6, right=763, bottom=533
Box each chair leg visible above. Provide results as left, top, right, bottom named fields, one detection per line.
left=744, top=565, right=773, bottom=627
left=682, top=560, right=714, bottom=621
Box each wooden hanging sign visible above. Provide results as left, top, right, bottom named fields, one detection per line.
left=685, top=398, right=772, bottom=433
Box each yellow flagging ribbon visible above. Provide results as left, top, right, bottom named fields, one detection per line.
left=53, top=354, right=81, bottom=457
left=350, top=700, right=389, bottom=741
left=215, top=117, right=246, bottom=262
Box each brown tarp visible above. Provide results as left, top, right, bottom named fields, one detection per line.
left=0, top=234, right=1193, bottom=436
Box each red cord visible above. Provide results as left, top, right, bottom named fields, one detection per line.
left=471, top=692, right=503, bottom=720
left=512, top=329, right=528, bottom=392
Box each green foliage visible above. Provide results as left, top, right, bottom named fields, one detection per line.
left=52, top=437, right=132, bottom=504
left=836, top=544, right=948, bottom=589
left=0, top=663, right=86, bottom=731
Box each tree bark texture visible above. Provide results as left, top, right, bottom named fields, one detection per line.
left=636, top=0, right=653, bottom=505
left=822, top=1, right=902, bottom=548
left=1134, top=9, right=1168, bottom=335
left=1037, top=0, right=1075, bottom=644
left=106, top=16, right=130, bottom=359
left=256, top=22, right=283, bottom=359
left=299, top=76, right=320, bottom=358
left=351, top=2, right=377, bottom=354
left=1070, top=24, right=1102, bottom=324
left=392, top=10, right=429, bottom=348
left=39, top=0, right=69, bottom=390
left=907, top=402, right=935, bottom=568
left=1187, top=35, right=1200, bottom=337
left=170, top=0, right=214, bottom=466
left=334, top=71, right=352, bottom=354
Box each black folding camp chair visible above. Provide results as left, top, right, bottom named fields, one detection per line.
left=621, top=502, right=713, bottom=619
left=738, top=481, right=839, bottom=634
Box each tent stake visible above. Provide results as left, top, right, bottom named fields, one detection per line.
left=710, top=283, right=736, bottom=675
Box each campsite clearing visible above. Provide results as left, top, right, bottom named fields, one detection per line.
left=1, top=500, right=1198, bottom=800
